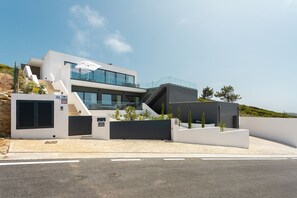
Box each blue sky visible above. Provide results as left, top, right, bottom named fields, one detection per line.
left=1, top=0, right=297, bottom=113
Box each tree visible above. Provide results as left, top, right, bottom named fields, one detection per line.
left=214, top=85, right=242, bottom=102
left=201, top=112, right=205, bottom=128
left=201, top=86, right=214, bottom=100
left=177, top=107, right=181, bottom=126
left=188, top=110, right=192, bottom=129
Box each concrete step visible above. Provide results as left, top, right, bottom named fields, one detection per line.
left=68, top=104, right=79, bottom=116
left=38, top=80, right=56, bottom=94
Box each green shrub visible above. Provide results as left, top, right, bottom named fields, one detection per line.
left=158, top=114, right=165, bottom=120
left=201, top=112, right=205, bottom=128
left=161, top=102, right=165, bottom=116
left=218, top=121, right=226, bottom=132
left=22, top=81, right=46, bottom=94
left=188, top=110, right=192, bottom=129
left=143, top=109, right=150, bottom=119
left=167, top=113, right=173, bottom=120
left=114, top=108, right=120, bottom=120
left=177, top=107, right=181, bottom=126
left=22, top=81, right=36, bottom=94
left=124, top=106, right=137, bottom=120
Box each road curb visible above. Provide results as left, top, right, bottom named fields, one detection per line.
left=3, top=152, right=297, bottom=161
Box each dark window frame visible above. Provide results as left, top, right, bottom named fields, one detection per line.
left=66, top=61, right=136, bottom=86
left=16, top=100, right=54, bottom=129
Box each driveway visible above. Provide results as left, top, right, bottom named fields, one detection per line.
left=6, top=136, right=297, bottom=159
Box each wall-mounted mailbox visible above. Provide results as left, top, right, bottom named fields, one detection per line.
left=97, top=117, right=106, bottom=127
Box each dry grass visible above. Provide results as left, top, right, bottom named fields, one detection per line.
left=0, top=138, right=9, bottom=155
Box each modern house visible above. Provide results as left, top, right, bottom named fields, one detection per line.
left=23, top=50, right=146, bottom=111
left=12, top=50, right=239, bottom=139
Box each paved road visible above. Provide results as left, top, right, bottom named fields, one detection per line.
left=1, top=158, right=297, bottom=198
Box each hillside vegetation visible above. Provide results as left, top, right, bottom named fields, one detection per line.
left=0, top=64, right=13, bottom=75
left=198, top=97, right=297, bottom=118
left=239, top=105, right=297, bottom=118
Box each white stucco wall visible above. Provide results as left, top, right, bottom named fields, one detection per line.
left=172, top=120, right=249, bottom=148
left=240, top=117, right=297, bottom=147
left=11, top=94, right=68, bottom=139
left=92, top=116, right=110, bottom=140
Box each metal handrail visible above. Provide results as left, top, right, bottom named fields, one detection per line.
left=140, top=76, right=197, bottom=89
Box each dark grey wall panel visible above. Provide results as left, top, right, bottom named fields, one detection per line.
left=146, top=83, right=198, bottom=114
left=68, top=116, right=92, bottom=136
left=110, top=120, right=171, bottom=140
left=170, top=102, right=239, bottom=128
left=170, top=102, right=219, bottom=124
left=167, top=84, right=198, bottom=103
left=218, top=102, right=240, bottom=128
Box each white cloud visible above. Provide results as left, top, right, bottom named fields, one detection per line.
left=68, top=5, right=133, bottom=56
left=178, top=18, right=192, bottom=26
left=77, top=49, right=90, bottom=58
left=70, top=5, right=105, bottom=28
left=68, top=21, right=89, bottom=45
left=105, top=32, right=132, bottom=53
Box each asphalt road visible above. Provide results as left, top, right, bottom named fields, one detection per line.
left=1, top=158, right=297, bottom=198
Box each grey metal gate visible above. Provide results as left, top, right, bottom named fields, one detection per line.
left=68, top=116, right=92, bottom=136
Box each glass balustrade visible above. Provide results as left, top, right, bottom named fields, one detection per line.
left=69, top=62, right=139, bottom=88
left=82, top=100, right=142, bottom=110
left=140, top=76, right=197, bottom=89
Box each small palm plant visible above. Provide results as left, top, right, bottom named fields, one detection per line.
left=177, top=107, right=181, bottom=126
left=218, top=121, right=226, bottom=132
left=201, top=112, right=205, bottom=128
left=188, top=110, right=192, bottom=129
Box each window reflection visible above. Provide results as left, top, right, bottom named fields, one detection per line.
left=68, top=61, right=136, bottom=87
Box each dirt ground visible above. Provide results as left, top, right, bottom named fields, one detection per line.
left=0, top=73, right=13, bottom=92
left=0, top=138, right=9, bottom=155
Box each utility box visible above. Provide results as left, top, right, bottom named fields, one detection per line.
left=92, top=116, right=109, bottom=140
left=97, top=117, right=106, bottom=127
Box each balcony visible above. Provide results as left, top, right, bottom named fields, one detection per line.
left=140, top=76, right=197, bottom=90
left=70, top=65, right=139, bottom=88
left=83, top=100, right=142, bottom=110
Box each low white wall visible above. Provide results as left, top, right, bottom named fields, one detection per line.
left=52, top=80, right=69, bottom=95
left=142, top=103, right=159, bottom=117
left=11, top=94, right=68, bottom=139
left=180, top=123, right=215, bottom=128
left=31, top=74, right=40, bottom=85
left=172, top=120, right=249, bottom=148
left=240, top=117, right=297, bottom=147
left=92, top=116, right=110, bottom=140
left=69, top=92, right=91, bottom=116
left=24, top=65, right=32, bottom=79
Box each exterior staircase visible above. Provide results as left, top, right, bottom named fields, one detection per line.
left=68, top=104, right=80, bottom=116
left=38, top=80, right=57, bottom=94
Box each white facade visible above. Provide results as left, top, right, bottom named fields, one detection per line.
left=240, top=117, right=297, bottom=147
left=11, top=94, right=69, bottom=139
left=171, top=120, right=249, bottom=148
left=37, top=50, right=145, bottom=94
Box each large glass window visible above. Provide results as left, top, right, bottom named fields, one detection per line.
left=94, top=69, right=105, bottom=83
left=84, top=92, right=97, bottom=108
left=80, top=70, right=94, bottom=81
left=69, top=61, right=135, bottom=87
left=116, top=73, right=126, bottom=86
left=106, top=71, right=116, bottom=84
left=70, top=63, right=80, bottom=79
left=77, top=92, right=84, bottom=101
left=102, top=94, right=112, bottom=105
left=112, top=95, right=122, bottom=105
left=76, top=92, right=97, bottom=108
left=127, top=96, right=141, bottom=107
left=126, top=75, right=135, bottom=85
